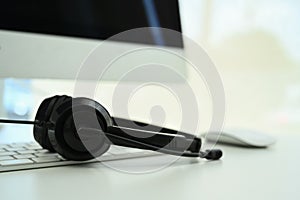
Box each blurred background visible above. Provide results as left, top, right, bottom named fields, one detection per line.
left=181, top=0, right=300, bottom=133
left=0, top=0, right=299, bottom=141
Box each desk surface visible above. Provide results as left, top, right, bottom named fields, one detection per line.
left=0, top=68, right=300, bottom=200
left=0, top=132, right=299, bottom=200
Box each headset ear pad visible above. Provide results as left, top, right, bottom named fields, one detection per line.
left=47, top=97, right=112, bottom=161
left=33, top=95, right=70, bottom=152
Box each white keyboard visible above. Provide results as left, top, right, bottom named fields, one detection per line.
left=0, top=142, right=160, bottom=172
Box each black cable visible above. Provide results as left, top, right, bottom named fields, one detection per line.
left=0, top=119, right=39, bottom=125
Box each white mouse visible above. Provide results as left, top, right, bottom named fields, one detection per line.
left=202, top=128, right=276, bottom=147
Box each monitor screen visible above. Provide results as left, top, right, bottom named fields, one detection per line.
left=0, top=0, right=183, bottom=47
left=0, top=0, right=185, bottom=80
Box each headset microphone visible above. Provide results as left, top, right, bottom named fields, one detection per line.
left=0, top=95, right=223, bottom=161
left=201, top=149, right=223, bottom=160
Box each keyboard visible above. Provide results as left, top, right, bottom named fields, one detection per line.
left=0, top=142, right=160, bottom=172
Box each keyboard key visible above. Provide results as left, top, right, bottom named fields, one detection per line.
left=0, top=144, right=9, bottom=149
left=4, top=147, right=26, bottom=151
left=0, top=152, right=17, bottom=156
left=109, top=146, right=147, bottom=156
left=9, top=143, right=28, bottom=148
left=17, top=150, right=37, bottom=154
left=26, top=143, right=42, bottom=147
left=57, top=156, right=67, bottom=161
left=101, top=151, right=113, bottom=157
left=34, top=152, right=59, bottom=157
left=35, top=149, right=50, bottom=153
left=32, top=157, right=62, bottom=163
left=0, top=159, right=34, bottom=166
left=25, top=142, right=38, bottom=145
left=0, top=156, right=14, bottom=161
left=120, top=148, right=144, bottom=153
left=25, top=146, right=43, bottom=150
left=13, top=154, right=36, bottom=159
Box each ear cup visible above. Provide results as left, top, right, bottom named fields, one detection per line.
left=47, top=97, right=112, bottom=161
left=34, top=95, right=70, bottom=152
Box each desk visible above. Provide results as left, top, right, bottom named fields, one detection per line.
left=0, top=66, right=299, bottom=200
left=0, top=132, right=299, bottom=200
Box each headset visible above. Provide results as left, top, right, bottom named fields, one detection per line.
left=0, top=95, right=222, bottom=161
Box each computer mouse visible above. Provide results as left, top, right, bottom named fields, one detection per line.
left=202, top=129, right=276, bottom=148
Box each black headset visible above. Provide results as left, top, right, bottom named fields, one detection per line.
left=0, top=95, right=222, bottom=161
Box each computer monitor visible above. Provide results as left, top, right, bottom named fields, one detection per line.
left=0, top=0, right=185, bottom=80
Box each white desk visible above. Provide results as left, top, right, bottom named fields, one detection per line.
left=0, top=67, right=300, bottom=200
left=0, top=132, right=299, bottom=200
